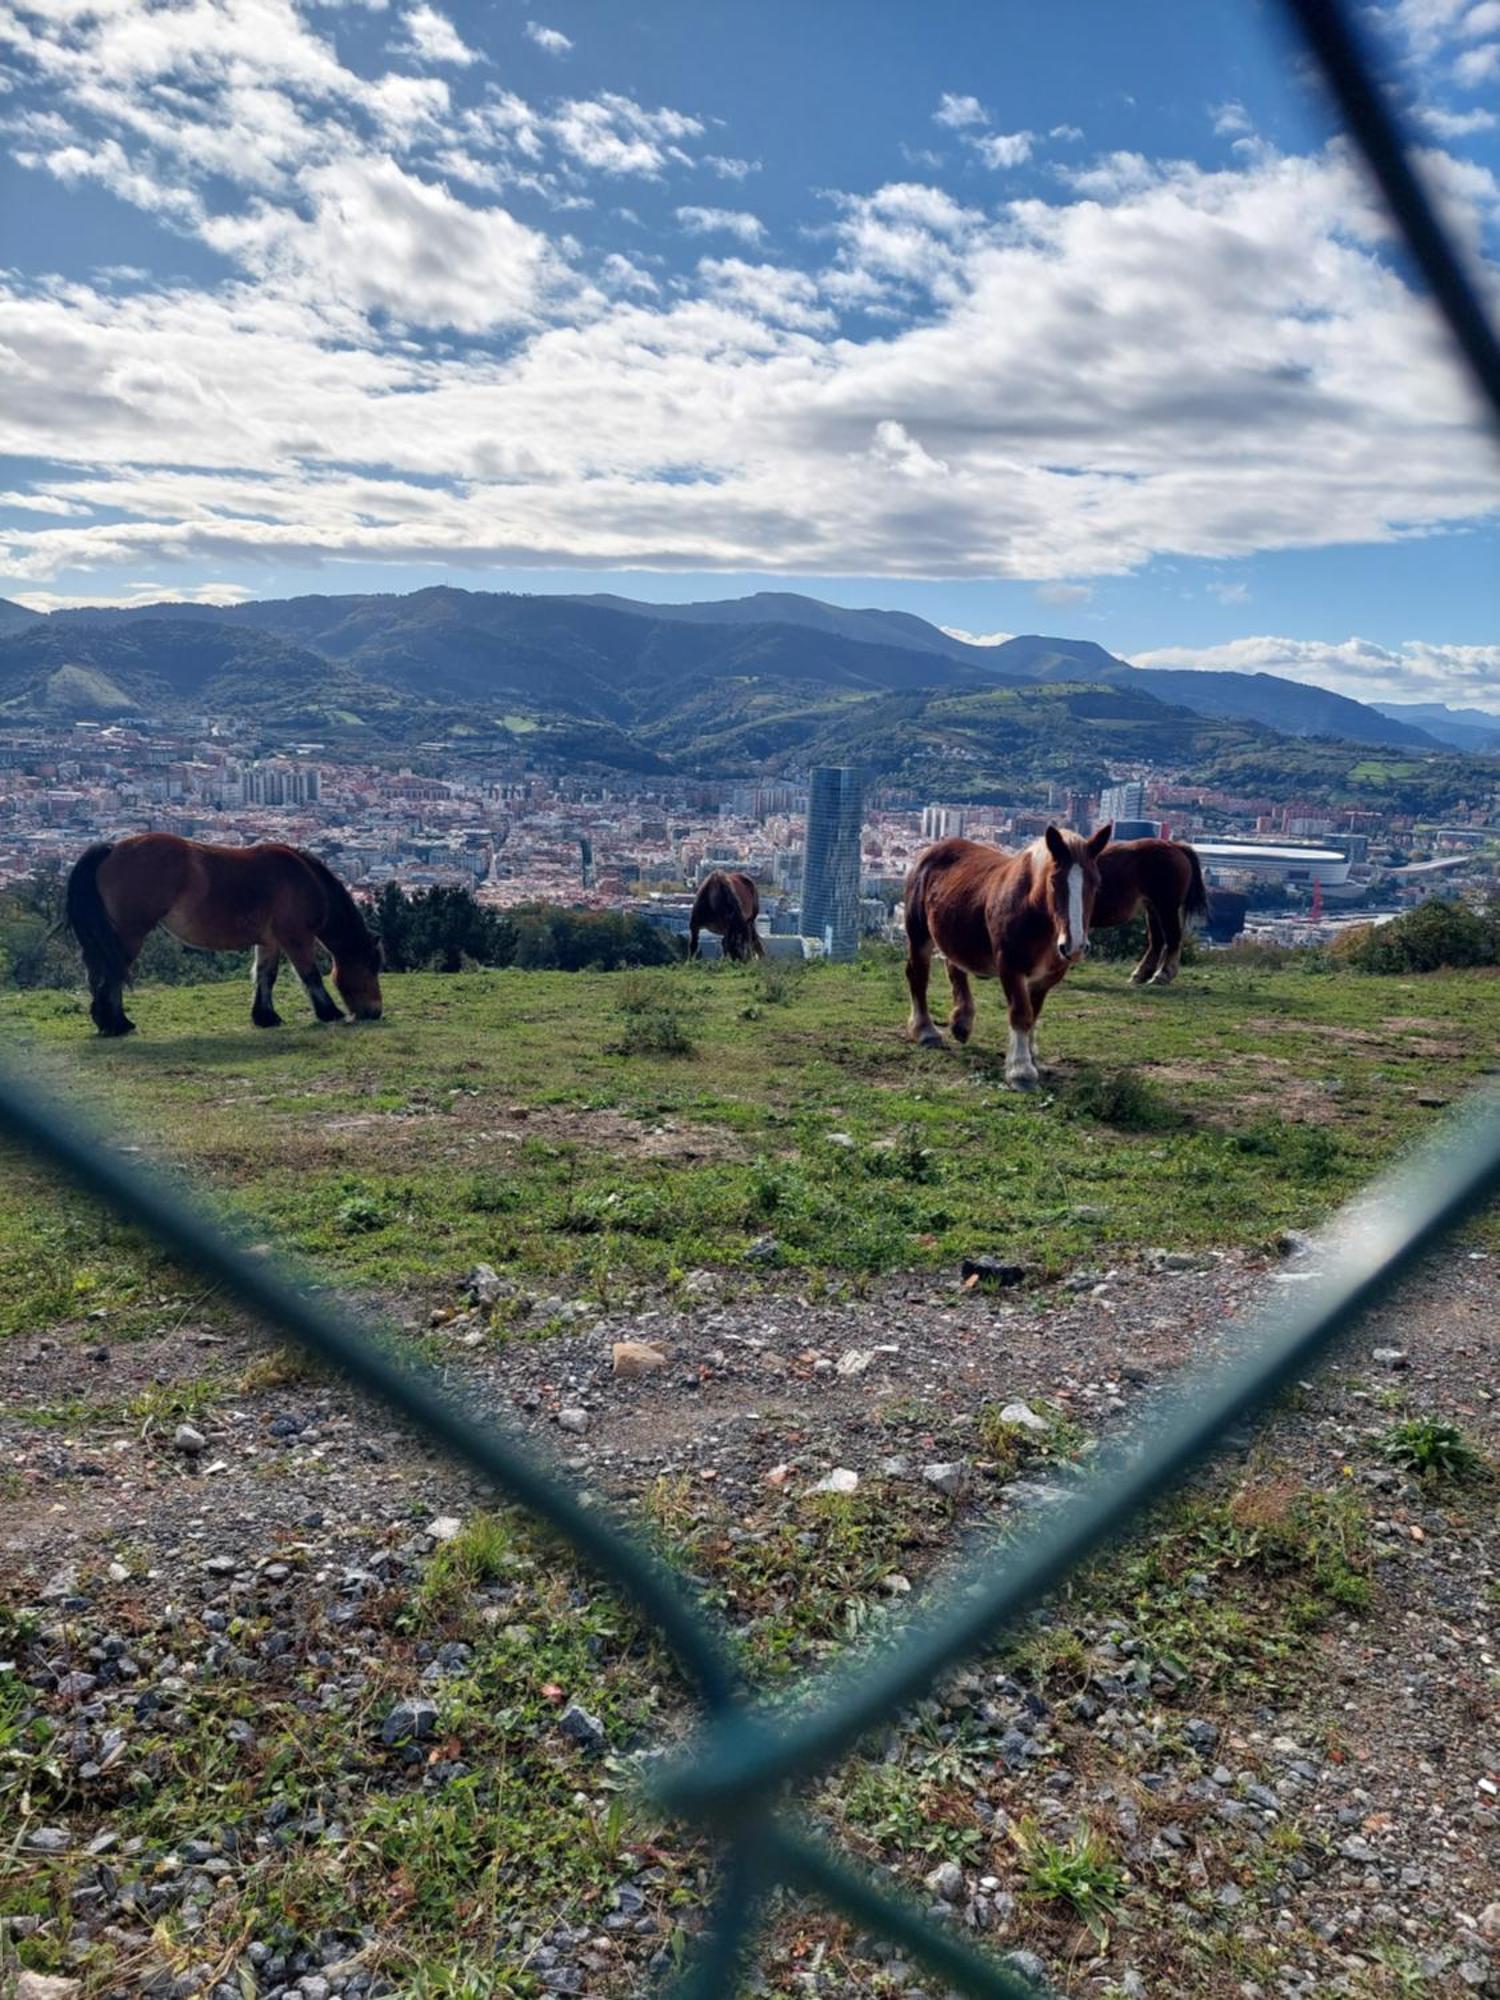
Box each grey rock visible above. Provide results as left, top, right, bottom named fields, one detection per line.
left=1001, top=1951, right=1048, bottom=1983
left=26, top=1826, right=71, bottom=1853
left=923, top=1860, right=964, bottom=1903
left=744, top=1234, right=780, bottom=1264
left=921, top=1461, right=967, bottom=1497
left=379, top=1699, right=438, bottom=1747
left=1372, top=1347, right=1409, bottom=1370
left=558, top=1702, right=606, bottom=1754
left=174, top=1424, right=206, bottom=1455
left=557, top=1408, right=590, bottom=1436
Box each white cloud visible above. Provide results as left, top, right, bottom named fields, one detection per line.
left=705, top=154, right=759, bottom=180
left=1413, top=100, right=1499, bottom=134
left=14, top=580, right=257, bottom=612
left=1036, top=581, right=1093, bottom=606
left=941, top=625, right=1013, bottom=647
left=933, top=92, right=987, bottom=130
left=202, top=156, right=561, bottom=330
left=550, top=93, right=703, bottom=175
left=396, top=4, right=480, bottom=65
left=1132, top=634, right=1500, bottom=707
left=1211, top=100, right=1253, bottom=137
left=525, top=21, right=573, bottom=55
left=971, top=129, right=1033, bottom=170
left=675, top=205, right=765, bottom=244
left=3, top=139, right=1500, bottom=592
left=1209, top=579, right=1251, bottom=604
left=1454, top=38, right=1500, bottom=80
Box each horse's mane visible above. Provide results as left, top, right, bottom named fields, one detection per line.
left=297, top=849, right=381, bottom=965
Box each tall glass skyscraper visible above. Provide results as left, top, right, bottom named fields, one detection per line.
left=800, top=765, right=865, bottom=961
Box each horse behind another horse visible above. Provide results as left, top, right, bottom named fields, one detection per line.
left=903, top=825, right=1112, bottom=1087
left=66, top=833, right=383, bottom=1036
left=1094, top=837, right=1210, bottom=986
left=688, top=869, right=764, bottom=962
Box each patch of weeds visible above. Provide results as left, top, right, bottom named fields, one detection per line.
left=463, top=1174, right=523, bottom=1216
left=337, top=1194, right=388, bottom=1235
left=1011, top=1817, right=1124, bottom=1944
left=1227, top=1119, right=1342, bottom=1183
left=610, top=977, right=696, bottom=1058
left=751, top=959, right=803, bottom=1007
left=976, top=1398, right=1089, bottom=1479
left=407, top=1512, right=514, bottom=1630
left=1065, top=1068, right=1183, bottom=1132
left=1379, top=1417, right=1487, bottom=1483
left=239, top=1345, right=323, bottom=1392
left=863, top=1126, right=934, bottom=1183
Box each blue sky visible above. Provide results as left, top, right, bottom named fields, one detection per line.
left=1, top=0, right=1498, bottom=707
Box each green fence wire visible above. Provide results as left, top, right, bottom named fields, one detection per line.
left=3, top=3, right=1499, bottom=1994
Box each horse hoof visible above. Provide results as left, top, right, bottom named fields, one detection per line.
left=253, top=1010, right=283, bottom=1029
left=914, top=1029, right=944, bottom=1049
left=1006, top=1068, right=1039, bottom=1092
left=950, top=1021, right=973, bottom=1045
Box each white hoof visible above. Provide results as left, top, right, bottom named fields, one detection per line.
left=1006, top=1066, right=1039, bottom=1092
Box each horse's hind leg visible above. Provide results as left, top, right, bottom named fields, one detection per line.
left=1150, top=905, right=1185, bottom=985
left=284, top=935, right=345, bottom=1022
left=90, top=930, right=143, bottom=1036
left=946, top=963, right=976, bottom=1044
left=251, top=944, right=284, bottom=1028
left=1130, top=907, right=1165, bottom=986
left=904, top=925, right=943, bottom=1047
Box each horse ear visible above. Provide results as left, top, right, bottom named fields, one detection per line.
left=1087, top=822, right=1113, bottom=857
left=1044, top=824, right=1069, bottom=864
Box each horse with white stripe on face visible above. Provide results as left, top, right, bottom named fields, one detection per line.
left=902, top=825, right=1113, bottom=1088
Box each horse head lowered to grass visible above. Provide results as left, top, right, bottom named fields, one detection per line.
left=66, top=833, right=383, bottom=1036
left=902, top=826, right=1112, bottom=1088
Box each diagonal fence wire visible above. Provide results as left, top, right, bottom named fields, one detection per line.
left=3, top=2, right=1499, bottom=1995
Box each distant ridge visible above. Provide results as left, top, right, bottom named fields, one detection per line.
left=0, top=584, right=1469, bottom=765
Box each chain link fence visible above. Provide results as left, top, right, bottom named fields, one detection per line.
left=3, top=2, right=1498, bottom=1992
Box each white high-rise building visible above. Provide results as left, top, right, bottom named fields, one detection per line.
left=1099, top=781, right=1146, bottom=823
left=921, top=804, right=967, bottom=841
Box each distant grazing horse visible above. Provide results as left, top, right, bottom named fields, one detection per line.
left=1093, top=837, right=1210, bottom=986
left=688, top=869, right=764, bottom=962
left=66, top=834, right=383, bottom=1036
left=903, top=825, right=1112, bottom=1088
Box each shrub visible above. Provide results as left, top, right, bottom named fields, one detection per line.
left=1338, top=897, right=1500, bottom=974
left=1065, top=1067, right=1184, bottom=1131
left=610, top=975, right=696, bottom=1057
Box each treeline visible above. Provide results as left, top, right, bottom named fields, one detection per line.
left=0, top=870, right=684, bottom=988
left=372, top=884, right=680, bottom=972
left=1334, top=896, right=1500, bottom=973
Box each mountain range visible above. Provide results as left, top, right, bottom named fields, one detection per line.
left=0, top=587, right=1495, bottom=810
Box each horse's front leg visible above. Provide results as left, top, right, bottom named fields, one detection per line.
left=251, top=943, right=284, bottom=1028
left=284, top=935, right=345, bottom=1022
left=999, top=967, right=1038, bottom=1088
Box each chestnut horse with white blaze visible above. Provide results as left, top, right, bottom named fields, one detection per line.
left=1093, top=837, right=1210, bottom=986
left=903, top=826, right=1112, bottom=1088
left=688, top=869, right=764, bottom=962
left=65, top=834, right=383, bottom=1037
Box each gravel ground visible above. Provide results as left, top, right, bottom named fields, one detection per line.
left=2, top=1242, right=1496, bottom=2000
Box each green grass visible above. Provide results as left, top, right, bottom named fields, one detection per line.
left=3, top=954, right=1498, bottom=1339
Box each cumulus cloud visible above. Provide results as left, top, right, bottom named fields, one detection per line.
left=971, top=129, right=1033, bottom=169
left=3, top=81, right=1500, bottom=601
left=941, top=626, right=1013, bottom=647
left=1132, top=634, right=1500, bottom=707
left=933, top=92, right=988, bottom=130
left=396, top=4, right=480, bottom=65
left=1211, top=100, right=1253, bottom=136
left=525, top=21, right=573, bottom=55
left=705, top=154, right=759, bottom=180
left=675, top=205, right=765, bottom=243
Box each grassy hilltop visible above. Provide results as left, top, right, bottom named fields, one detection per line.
left=4, top=953, right=1500, bottom=1336
left=2, top=955, right=1498, bottom=1999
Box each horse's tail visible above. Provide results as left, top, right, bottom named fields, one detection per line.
left=1181, top=843, right=1211, bottom=926
left=65, top=843, right=129, bottom=989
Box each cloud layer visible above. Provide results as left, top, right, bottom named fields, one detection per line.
left=1, top=0, right=1499, bottom=600
left=1133, top=634, right=1500, bottom=707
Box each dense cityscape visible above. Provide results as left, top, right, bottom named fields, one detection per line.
left=3, top=705, right=1497, bottom=960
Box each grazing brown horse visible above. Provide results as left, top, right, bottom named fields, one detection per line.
left=1093, top=837, right=1210, bottom=986
left=688, top=869, right=764, bottom=962
left=65, top=834, right=383, bottom=1036
left=903, top=825, right=1112, bottom=1087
